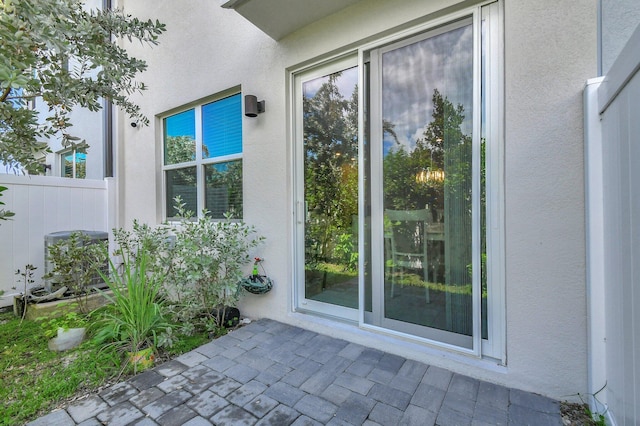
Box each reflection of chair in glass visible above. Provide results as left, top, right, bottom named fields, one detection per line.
left=385, top=209, right=431, bottom=303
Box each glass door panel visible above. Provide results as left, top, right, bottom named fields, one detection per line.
left=301, top=66, right=359, bottom=310
left=366, top=19, right=477, bottom=348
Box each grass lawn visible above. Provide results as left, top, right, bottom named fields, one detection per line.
left=0, top=309, right=209, bottom=426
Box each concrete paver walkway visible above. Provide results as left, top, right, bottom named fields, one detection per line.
left=28, top=319, right=562, bottom=425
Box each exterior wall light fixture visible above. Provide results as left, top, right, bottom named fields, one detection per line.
left=244, top=95, right=265, bottom=117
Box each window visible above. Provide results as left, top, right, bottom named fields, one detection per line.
left=162, top=93, right=243, bottom=220
left=293, top=2, right=504, bottom=360
left=61, top=146, right=87, bottom=179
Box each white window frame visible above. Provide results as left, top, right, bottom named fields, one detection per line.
left=59, top=145, right=87, bottom=179
left=292, top=54, right=361, bottom=322
left=161, top=90, right=243, bottom=221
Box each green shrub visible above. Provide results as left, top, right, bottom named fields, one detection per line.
left=43, top=232, right=108, bottom=312
left=0, top=185, right=15, bottom=223
left=37, top=306, right=88, bottom=339
left=93, top=248, right=173, bottom=362
left=162, top=199, right=263, bottom=334
left=112, top=220, right=173, bottom=275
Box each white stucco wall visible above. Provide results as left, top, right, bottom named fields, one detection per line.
left=31, top=0, right=106, bottom=180
left=37, top=106, right=105, bottom=180
left=117, top=0, right=595, bottom=399
left=503, top=0, right=594, bottom=398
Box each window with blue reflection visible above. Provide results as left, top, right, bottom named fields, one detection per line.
left=164, top=109, right=196, bottom=165
left=202, top=94, right=242, bottom=159
left=162, top=93, right=243, bottom=220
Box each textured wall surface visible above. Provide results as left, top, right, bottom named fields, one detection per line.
left=503, top=0, right=594, bottom=397
left=118, top=0, right=596, bottom=399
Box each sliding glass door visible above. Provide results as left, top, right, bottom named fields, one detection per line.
left=364, top=18, right=478, bottom=349
left=294, top=2, right=503, bottom=358
left=294, top=57, right=360, bottom=320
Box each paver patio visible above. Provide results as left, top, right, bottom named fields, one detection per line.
left=27, top=319, right=562, bottom=426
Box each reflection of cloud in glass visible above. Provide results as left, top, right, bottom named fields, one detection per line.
left=303, top=66, right=358, bottom=99
left=382, top=24, right=473, bottom=154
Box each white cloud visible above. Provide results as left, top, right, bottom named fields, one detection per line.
left=303, top=67, right=358, bottom=100
left=381, top=24, right=474, bottom=155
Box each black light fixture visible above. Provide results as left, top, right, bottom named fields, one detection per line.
left=244, top=95, right=265, bottom=117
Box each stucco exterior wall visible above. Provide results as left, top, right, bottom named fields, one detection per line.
left=29, top=0, right=106, bottom=180
left=35, top=106, right=104, bottom=179
left=503, top=0, right=594, bottom=398
left=117, top=0, right=595, bottom=399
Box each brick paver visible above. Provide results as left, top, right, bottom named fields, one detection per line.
left=27, top=319, right=563, bottom=426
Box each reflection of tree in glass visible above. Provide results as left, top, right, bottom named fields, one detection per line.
left=165, top=136, right=211, bottom=186
left=304, top=73, right=358, bottom=263
left=205, top=160, right=243, bottom=218
left=165, top=136, right=210, bottom=165
left=75, top=159, right=86, bottom=179
left=384, top=89, right=470, bottom=218
left=384, top=88, right=475, bottom=289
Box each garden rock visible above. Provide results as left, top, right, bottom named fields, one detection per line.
left=48, top=327, right=86, bottom=351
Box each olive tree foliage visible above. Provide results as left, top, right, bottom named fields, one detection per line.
left=0, top=0, right=166, bottom=174
left=0, top=185, right=14, bottom=221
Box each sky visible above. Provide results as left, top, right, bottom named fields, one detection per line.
left=302, top=66, right=358, bottom=101
left=301, top=22, right=473, bottom=157
left=382, top=23, right=473, bottom=155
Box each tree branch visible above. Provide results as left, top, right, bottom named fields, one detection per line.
left=0, top=86, right=11, bottom=103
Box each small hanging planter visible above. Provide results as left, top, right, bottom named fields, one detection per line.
left=239, top=258, right=273, bottom=295
left=240, top=275, right=273, bottom=294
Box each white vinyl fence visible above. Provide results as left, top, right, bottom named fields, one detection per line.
left=585, top=24, right=640, bottom=426
left=0, top=175, right=115, bottom=308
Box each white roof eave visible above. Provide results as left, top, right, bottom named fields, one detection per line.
left=219, top=0, right=363, bottom=40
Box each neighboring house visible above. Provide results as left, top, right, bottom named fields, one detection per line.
left=0, top=83, right=106, bottom=180
left=0, top=0, right=112, bottom=307
left=28, top=102, right=108, bottom=180
left=35, top=0, right=109, bottom=180
left=2, top=0, right=639, bottom=424
left=0, top=0, right=108, bottom=180
left=36, top=104, right=107, bottom=180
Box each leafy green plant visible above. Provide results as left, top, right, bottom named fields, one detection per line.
left=0, top=305, right=208, bottom=425
left=333, top=233, right=358, bottom=271
left=93, top=247, right=173, bottom=365
left=588, top=407, right=606, bottom=426
left=162, top=198, right=263, bottom=333
left=0, top=310, right=119, bottom=426
left=1, top=0, right=166, bottom=175
left=112, top=219, right=173, bottom=275
left=43, top=232, right=108, bottom=312
left=37, top=306, right=88, bottom=339
left=14, top=264, right=36, bottom=321
left=0, top=186, right=14, bottom=223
